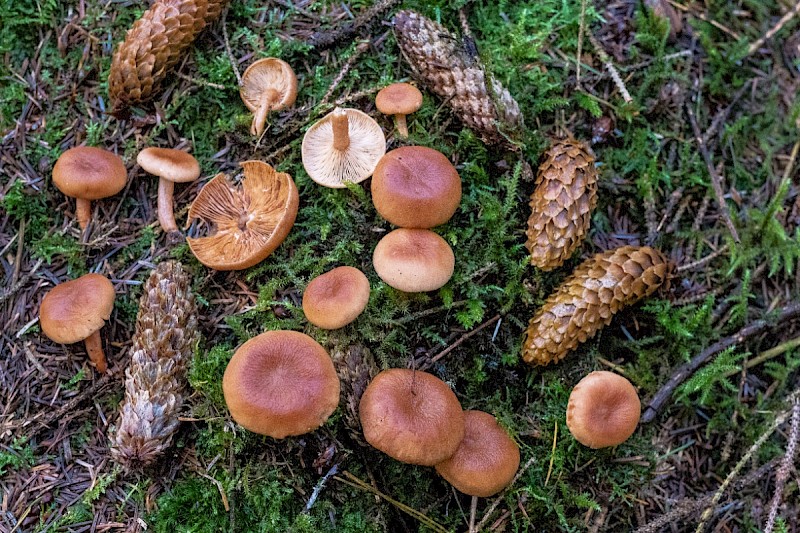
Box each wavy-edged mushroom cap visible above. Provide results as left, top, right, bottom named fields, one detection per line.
left=375, top=83, right=423, bottom=138
left=187, top=160, right=299, bottom=270
left=53, top=147, right=127, bottom=200
left=302, top=266, right=371, bottom=329
left=240, top=58, right=298, bottom=136
left=372, top=146, right=462, bottom=228
left=566, top=371, right=641, bottom=449
left=373, top=229, right=455, bottom=292
left=39, top=273, right=116, bottom=344
left=359, top=368, right=465, bottom=465
left=137, top=147, right=201, bottom=183
left=435, top=410, right=520, bottom=497
left=301, top=107, right=386, bottom=188
left=222, top=331, right=340, bottom=438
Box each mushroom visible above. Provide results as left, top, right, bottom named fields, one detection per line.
left=39, top=273, right=116, bottom=373
left=566, top=371, right=641, bottom=449
left=137, top=147, right=201, bottom=243
left=222, top=330, right=340, bottom=438
left=375, top=83, right=423, bottom=138
left=239, top=58, right=298, bottom=136
left=372, top=228, right=455, bottom=292
left=434, top=410, right=520, bottom=497
left=359, top=368, right=465, bottom=465
left=371, top=146, right=462, bottom=228
left=301, top=107, right=386, bottom=188
left=186, top=160, right=299, bottom=270
left=52, top=146, right=127, bottom=230
left=302, top=266, right=371, bottom=330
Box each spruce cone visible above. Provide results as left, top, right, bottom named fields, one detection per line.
left=522, top=246, right=669, bottom=366
left=108, top=0, right=227, bottom=113
left=330, top=343, right=379, bottom=445
left=526, top=139, right=598, bottom=271
left=393, top=10, right=523, bottom=146
left=110, top=261, right=199, bottom=468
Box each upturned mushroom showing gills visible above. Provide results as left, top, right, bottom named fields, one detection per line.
left=186, top=160, right=299, bottom=270
left=301, top=107, right=386, bottom=188
left=566, top=371, right=641, bottom=449
left=52, top=147, right=127, bottom=230
left=240, top=58, right=298, bottom=136
left=137, top=147, right=201, bottom=243
left=375, top=83, right=423, bottom=138
left=39, top=273, right=116, bottom=373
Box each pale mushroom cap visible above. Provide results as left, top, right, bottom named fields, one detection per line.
left=302, top=266, right=371, bottom=329
left=239, top=58, right=298, bottom=112
left=359, top=368, right=465, bottom=465
left=301, top=107, right=386, bottom=188
left=137, top=147, right=201, bottom=183
left=52, top=146, right=127, bottom=200
left=375, top=83, right=423, bottom=115
left=435, top=410, right=521, bottom=497
left=566, top=371, right=641, bottom=449
left=222, top=331, right=340, bottom=438
left=39, top=273, right=115, bottom=344
left=373, top=229, right=455, bottom=292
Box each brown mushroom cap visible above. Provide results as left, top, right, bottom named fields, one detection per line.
left=222, top=330, right=340, bottom=438
left=39, top=273, right=115, bottom=344
left=566, top=371, right=641, bottom=449
left=375, top=83, right=423, bottom=116
left=302, top=266, right=371, bottom=329
left=52, top=146, right=127, bottom=200
left=186, top=160, right=299, bottom=270
left=373, top=228, right=455, bottom=292
left=371, top=146, right=462, bottom=228
left=137, top=147, right=201, bottom=183
left=359, top=368, right=465, bottom=465
left=435, top=410, right=520, bottom=497
left=239, top=58, right=298, bottom=113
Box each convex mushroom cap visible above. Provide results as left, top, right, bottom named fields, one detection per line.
left=375, top=83, right=423, bottom=138
left=301, top=107, right=386, bottom=188
left=222, top=331, right=340, bottom=438
left=373, top=229, right=455, bottom=292
left=240, top=58, right=298, bottom=136
left=52, top=147, right=127, bottom=230
left=566, top=371, right=641, bottom=449
left=359, top=368, right=465, bottom=465
left=303, top=266, right=370, bottom=329
left=371, top=146, right=461, bottom=228
left=435, top=411, right=520, bottom=497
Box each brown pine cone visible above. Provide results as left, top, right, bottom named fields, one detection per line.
left=108, top=0, right=227, bottom=114
left=110, top=261, right=199, bottom=468
left=522, top=246, right=669, bottom=366
left=526, top=139, right=598, bottom=271
left=393, top=10, right=523, bottom=147
left=330, top=343, right=379, bottom=446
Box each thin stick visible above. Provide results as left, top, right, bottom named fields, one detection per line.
left=676, top=244, right=730, bottom=273
left=576, top=0, right=587, bottom=86
left=320, top=41, right=371, bottom=106
left=474, top=456, right=537, bottom=531
left=764, top=399, right=800, bottom=533
left=175, top=71, right=226, bottom=90
left=724, top=335, right=800, bottom=378
left=746, top=1, right=800, bottom=57
left=305, top=464, right=339, bottom=512
left=587, top=33, right=632, bottom=103
left=468, top=496, right=478, bottom=533
left=429, top=314, right=501, bottom=364
left=222, top=8, right=242, bottom=86
left=544, top=419, right=558, bottom=486
left=667, top=1, right=741, bottom=40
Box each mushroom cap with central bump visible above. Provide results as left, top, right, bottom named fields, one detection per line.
left=375, top=83, right=423, bottom=117
left=373, top=228, right=455, bottom=292
left=371, top=146, right=461, bottom=228
left=52, top=146, right=127, bottom=200
left=566, top=371, right=641, bottom=449
left=239, top=58, right=298, bottom=113
left=137, top=147, right=201, bottom=183
left=222, top=331, right=340, bottom=438
left=39, top=273, right=116, bottom=344
left=302, top=266, right=371, bottom=329
left=359, top=368, right=465, bottom=465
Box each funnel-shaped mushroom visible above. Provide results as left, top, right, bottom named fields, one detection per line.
left=375, top=83, right=423, bottom=138
left=566, top=371, right=641, bottom=448
left=52, top=147, right=127, bottom=230
left=301, top=107, right=386, bottom=188
left=240, top=58, right=298, bottom=136
left=187, top=160, right=299, bottom=270
left=39, top=273, right=115, bottom=373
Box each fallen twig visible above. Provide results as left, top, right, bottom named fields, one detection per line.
left=764, top=399, right=800, bottom=533
left=221, top=8, right=242, bottom=86
left=427, top=314, right=501, bottom=366
left=587, top=33, right=632, bottom=103
left=746, top=1, right=800, bottom=57
left=474, top=455, right=537, bottom=531
left=309, top=0, right=400, bottom=49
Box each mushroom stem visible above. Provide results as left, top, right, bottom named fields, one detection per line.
left=75, top=198, right=92, bottom=230
left=251, top=89, right=279, bottom=136
left=84, top=329, right=108, bottom=373
left=332, top=108, right=350, bottom=151
left=157, top=178, right=178, bottom=235
left=394, top=114, right=409, bottom=138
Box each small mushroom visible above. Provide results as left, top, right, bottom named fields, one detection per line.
left=52, top=147, right=127, bottom=230
left=240, top=58, right=298, bottom=136
left=222, top=331, right=340, bottom=438
left=302, top=266, right=371, bottom=330
left=375, top=82, right=423, bottom=138
left=137, top=147, right=201, bottom=243
left=301, top=107, right=386, bottom=188
left=372, top=228, right=455, bottom=292
left=359, top=368, right=465, bottom=465
left=39, top=273, right=116, bottom=373
left=566, top=371, right=641, bottom=449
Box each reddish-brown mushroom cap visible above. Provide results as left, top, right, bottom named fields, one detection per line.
left=222, top=331, right=340, bottom=438
left=359, top=368, right=465, bottom=465
left=240, top=58, right=298, bottom=136
left=302, top=266, right=371, bottom=329
left=371, top=146, right=462, bottom=228
left=375, top=83, right=423, bottom=138
left=566, top=371, right=641, bottom=449
left=435, top=410, right=520, bottom=497
left=373, top=229, right=455, bottom=292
